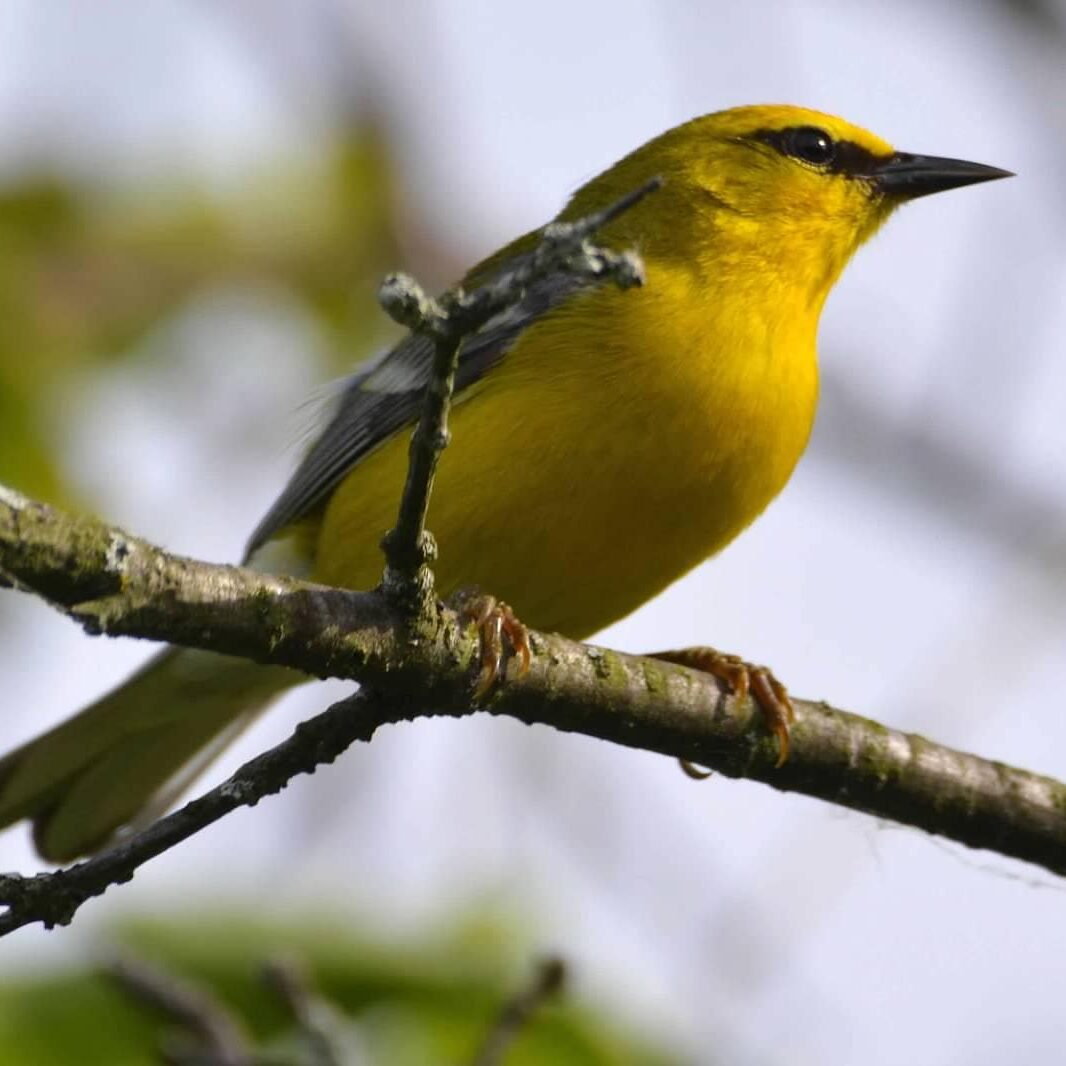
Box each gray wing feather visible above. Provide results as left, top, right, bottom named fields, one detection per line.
left=243, top=271, right=587, bottom=558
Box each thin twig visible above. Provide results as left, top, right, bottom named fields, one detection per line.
left=263, top=958, right=355, bottom=1066
left=468, top=957, right=566, bottom=1066
left=0, top=691, right=389, bottom=935
left=104, top=954, right=253, bottom=1066
left=376, top=178, right=658, bottom=607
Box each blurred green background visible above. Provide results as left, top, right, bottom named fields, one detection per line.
left=0, top=915, right=674, bottom=1065
left=0, top=125, right=401, bottom=506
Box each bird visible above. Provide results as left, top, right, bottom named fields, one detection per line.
left=0, top=105, right=1011, bottom=862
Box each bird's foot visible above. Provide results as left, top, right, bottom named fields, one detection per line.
left=453, top=591, right=531, bottom=699
left=650, top=646, right=795, bottom=771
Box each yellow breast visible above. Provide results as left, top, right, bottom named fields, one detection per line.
left=311, top=259, right=819, bottom=639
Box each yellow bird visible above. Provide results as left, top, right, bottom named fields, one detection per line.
left=0, top=105, right=1010, bottom=861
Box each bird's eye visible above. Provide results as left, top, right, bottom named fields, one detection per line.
left=783, top=127, right=837, bottom=167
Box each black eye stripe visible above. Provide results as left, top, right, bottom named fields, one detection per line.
left=749, top=127, right=892, bottom=178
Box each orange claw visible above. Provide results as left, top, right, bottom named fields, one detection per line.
left=651, top=646, right=795, bottom=769
left=679, top=760, right=714, bottom=780
left=457, top=593, right=531, bottom=699
left=748, top=663, right=794, bottom=766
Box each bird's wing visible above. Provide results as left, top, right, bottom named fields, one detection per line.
left=243, top=270, right=586, bottom=559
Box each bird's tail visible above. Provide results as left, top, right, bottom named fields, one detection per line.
left=0, top=647, right=299, bottom=862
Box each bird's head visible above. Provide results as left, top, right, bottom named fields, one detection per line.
left=577, top=104, right=1011, bottom=309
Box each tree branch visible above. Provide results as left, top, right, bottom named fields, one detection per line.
left=106, top=953, right=359, bottom=1065
left=376, top=178, right=656, bottom=607
left=2, top=485, right=1066, bottom=939
left=262, top=957, right=355, bottom=1066
left=468, top=957, right=566, bottom=1066
left=104, top=954, right=252, bottom=1066
left=0, top=688, right=390, bottom=936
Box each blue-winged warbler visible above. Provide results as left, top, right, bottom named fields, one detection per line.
left=0, top=105, right=1010, bottom=860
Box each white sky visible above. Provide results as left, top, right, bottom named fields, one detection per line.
left=1, top=1, right=1065, bottom=1062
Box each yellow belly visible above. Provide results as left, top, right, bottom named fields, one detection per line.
left=311, top=271, right=819, bottom=639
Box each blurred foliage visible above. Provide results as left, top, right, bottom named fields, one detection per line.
left=0, top=122, right=405, bottom=507
left=0, top=913, right=682, bottom=1065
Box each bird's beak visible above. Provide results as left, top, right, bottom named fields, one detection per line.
left=871, top=153, right=1014, bottom=199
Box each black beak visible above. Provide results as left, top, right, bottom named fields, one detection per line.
left=872, top=153, right=1013, bottom=199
